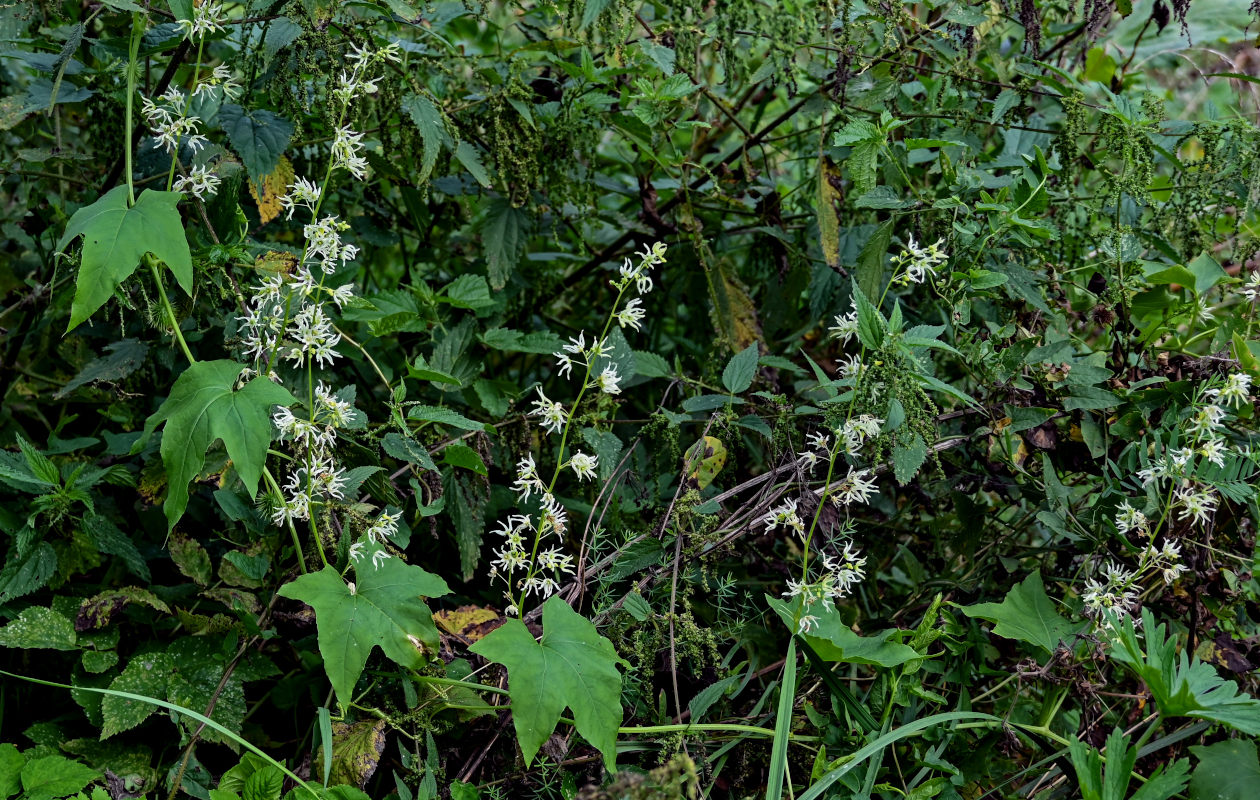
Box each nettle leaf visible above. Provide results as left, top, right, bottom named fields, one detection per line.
left=850, top=281, right=887, bottom=350
left=469, top=595, right=626, bottom=770
left=143, top=361, right=295, bottom=530
left=480, top=198, right=528, bottom=290
left=277, top=546, right=450, bottom=708
left=721, top=342, right=759, bottom=394
left=400, top=93, right=451, bottom=184
left=0, top=606, right=77, bottom=650
left=218, top=104, right=294, bottom=187
left=961, top=571, right=1084, bottom=654
left=19, top=755, right=98, bottom=800
left=56, top=187, right=192, bottom=331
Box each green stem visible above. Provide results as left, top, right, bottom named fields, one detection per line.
left=166, top=37, right=205, bottom=192
left=124, top=14, right=144, bottom=206
left=265, top=466, right=307, bottom=573
left=149, top=259, right=196, bottom=364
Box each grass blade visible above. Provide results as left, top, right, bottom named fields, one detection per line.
left=766, top=637, right=798, bottom=800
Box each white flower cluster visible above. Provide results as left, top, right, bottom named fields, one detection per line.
left=892, top=235, right=948, bottom=285
left=192, top=65, right=241, bottom=99
left=1082, top=561, right=1139, bottom=629
left=828, top=298, right=858, bottom=345
left=256, top=43, right=407, bottom=565
left=1241, top=273, right=1260, bottom=303
left=784, top=543, right=867, bottom=634
left=1134, top=372, right=1250, bottom=530
left=492, top=242, right=667, bottom=614
left=142, top=89, right=209, bottom=157
left=1082, top=539, right=1188, bottom=630
left=176, top=0, right=227, bottom=40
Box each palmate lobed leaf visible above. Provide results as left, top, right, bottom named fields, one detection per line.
left=961, top=571, right=1085, bottom=655
left=1111, top=608, right=1260, bottom=735
left=56, top=186, right=192, bottom=331
left=278, top=547, right=450, bottom=709
left=469, top=595, right=626, bottom=770
left=142, top=360, right=295, bottom=530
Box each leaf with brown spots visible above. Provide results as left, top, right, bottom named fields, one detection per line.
left=247, top=155, right=294, bottom=226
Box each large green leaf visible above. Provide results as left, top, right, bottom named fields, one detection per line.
left=961, top=571, right=1084, bottom=655
left=469, top=595, right=625, bottom=770
left=218, top=104, right=294, bottom=186
left=56, top=186, right=192, bottom=331
left=20, top=755, right=98, bottom=800
left=1111, top=608, right=1260, bottom=735
left=142, top=360, right=295, bottom=530
left=1190, top=739, right=1260, bottom=800
left=0, top=606, right=77, bottom=650
left=767, top=596, right=917, bottom=667
left=400, top=93, right=450, bottom=185
left=277, top=547, right=450, bottom=708
left=721, top=342, right=759, bottom=394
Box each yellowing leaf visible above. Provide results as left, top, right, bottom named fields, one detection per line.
left=433, top=605, right=500, bottom=642
left=248, top=155, right=294, bottom=225
left=684, top=436, right=726, bottom=490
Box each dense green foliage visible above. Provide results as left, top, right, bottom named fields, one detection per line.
left=3, top=0, right=1260, bottom=798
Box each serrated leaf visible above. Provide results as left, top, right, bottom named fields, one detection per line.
left=102, top=652, right=172, bottom=737
left=851, top=281, right=887, bottom=350
left=218, top=104, right=294, bottom=187
left=440, top=274, right=493, bottom=310
left=400, top=93, right=449, bottom=184
left=0, top=606, right=77, bottom=650
left=277, top=548, right=450, bottom=707
left=961, top=571, right=1084, bottom=654
left=892, top=435, right=928, bottom=484
left=407, top=405, right=484, bottom=432
left=469, top=595, right=625, bottom=770
left=721, top=343, right=759, bottom=394
left=453, top=141, right=491, bottom=188
left=20, top=756, right=98, bottom=800
left=247, top=154, right=294, bottom=225
left=854, top=222, right=893, bottom=311
left=56, top=339, right=149, bottom=399
left=848, top=140, right=880, bottom=196
left=143, top=361, right=295, bottom=530
left=381, top=433, right=437, bottom=472
left=56, top=187, right=192, bottom=331
left=480, top=198, right=527, bottom=290
left=169, top=533, right=212, bottom=585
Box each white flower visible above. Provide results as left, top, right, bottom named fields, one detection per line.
left=615, top=298, right=646, bottom=330
left=365, top=510, right=401, bottom=544
left=1242, top=273, right=1260, bottom=303
left=1198, top=437, right=1227, bottom=468
left=595, top=365, right=622, bottom=395
left=893, top=235, right=948, bottom=285
left=281, top=176, right=322, bottom=220
left=797, top=449, right=821, bottom=473
left=512, top=454, right=546, bottom=501
left=177, top=0, right=227, bottom=40
left=797, top=615, right=819, bottom=634
left=1114, top=501, right=1147, bottom=536
left=828, top=308, right=859, bottom=345
left=537, top=547, right=575, bottom=574
left=821, top=543, right=866, bottom=598
left=539, top=493, right=568, bottom=536
left=763, top=498, right=803, bottom=533
left=329, top=283, right=355, bottom=307
left=371, top=548, right=390, bottom=569
left=349, top=542, right=365, bottom=562
left=1185, top=404, right=1227, bottom=438
left=568, top=452, right=598, bottom=481
left=173, top=164, right=221, bottom=200
left=832, top=467, right=877, bottom=507
left=1206, top=373, right=1252, bottom=408
left=836, top=354, right=865, bottom=379
left=529, top=387, right=567, bottom=434
left=331, top=126, right=369, bottom=180
left=1174, top=486, right=1217, bottom=526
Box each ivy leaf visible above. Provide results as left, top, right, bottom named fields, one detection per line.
left=218, top=104, right=294, bottom=188
left=56, top=186, right=192, bottom=331
left=961, top=571, right=1084, bottom=654
left=142, top=361, right=295, bottom=530
left=469, top=595, right=626, bottom=770
left=277, top=547, right=450, bottom=708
